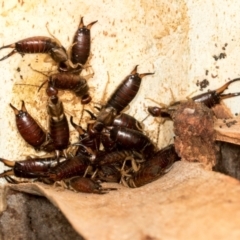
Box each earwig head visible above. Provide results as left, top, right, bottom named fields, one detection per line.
left=46, top=80, right=58, bottom=97
left=148, top=106, right=162, bottom=117
left=96, top=107, right=117, bottom=127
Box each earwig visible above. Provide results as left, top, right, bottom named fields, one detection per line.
left=47, top=155, right=91, bottom=181
left=192, top=78, right=240, bottom=107
left=0, top=157, right=63, bottom=179
left=65, top=176, right=117, bottom=194
left=39, top=72, right=91, bottom=104
left=10, top=101, right=46, bottom=150
left=148, top=78, right=240, bottom=119
left=109, top=127, right=156, bottom=159
left=71, top=17, right=97, bottom=67
left=125, top=144, right=180, bottom=188
left=105, top=65, right=154, bottom=114
left=0, top=36, right=68, bottom=63
left=92, top=66, right=154, bottom=132
left=42, top=85, right=70, bottom=156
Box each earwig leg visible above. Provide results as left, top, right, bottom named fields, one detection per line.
left=91, top=169, right=98, bottom=179
left=4, top=176, right=19, bottom=184
left=4, top=176, right=29, bottom=184
left=83, top=165, right=91, bottom=178
left=0, top=49, right=18, bottom=61
left=45, top=22, right=62, bottom=47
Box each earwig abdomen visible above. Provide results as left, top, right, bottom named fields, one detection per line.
left=105, top=66, right=154, bottom=114
left=96, top=150, right=139, bottom=166
left=15, top=37, right=56, bottom=53
left=10, top=101, right=46, bottom=150
left=0, top=157, right=60, bottom=178
left=49, top=114, right=69, bottom=151
left=0, top=36, right=67, bottom=63
left=128, top=144, right=180, bottom=188
left=71, top=17, right=97, bottom=66
left=110, top=127, right=156, bottom=158
left=48, top=155, right=90, bottom=181
left=113, top=113, right=143, bottom=131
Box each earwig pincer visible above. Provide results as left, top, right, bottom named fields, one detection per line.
left=71, top=17, right=97, bottom=67
left=148, top=78, right=240, bottom=119
left=123, top=144, right=180, bottom=188
left=10, top=101, right=46, bottom=150
left=93, top=66, right=154, bottom=132
left=0, top=36, right=68, bottom=64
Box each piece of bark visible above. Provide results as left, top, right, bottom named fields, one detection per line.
left=3, top=162, right=240, bottom=240
left=214, top=141, right=240, bottom=180
left=215, top=117, right=240, bottom=145
left=212, top=102, right=233, bottom=119
left=172, top=101, right=217, bottom=169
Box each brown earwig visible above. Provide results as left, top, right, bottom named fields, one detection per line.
left=0, top=157, right=63, bottom=179
left=39, top=72, right=91, bottom=104
left=148, top=78, right=240, bottom=119
left=109, top=127, right=156, bottom=159
left=93, top=66, right=154, bottom=132
left=71, top=17, right=97, bottom=67
left=0, top=36, right=68, bottom=63
left=47, top=155, right=91, bottom=181
left=65, top=176, right=116, bottom=194
left=41, top=85, right=70, bottom=156
left=192, top=78, right=240, bottom=107
left=124, top=144, right=180, bottom=188
left=10, top=101, right=46, bottom=150
left=105, top=65, right=154, bottom=114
